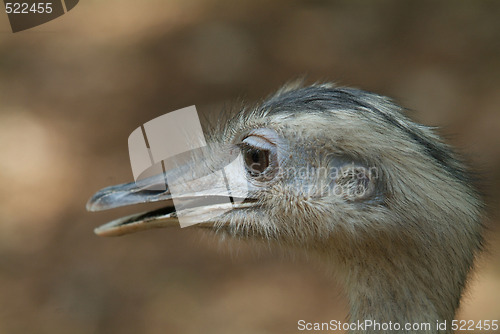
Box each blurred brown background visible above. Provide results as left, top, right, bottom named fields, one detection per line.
left=0, top=1, right=499, bottom=333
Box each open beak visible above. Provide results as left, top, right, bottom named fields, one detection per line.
left=87, top=150, right=254, bottom=236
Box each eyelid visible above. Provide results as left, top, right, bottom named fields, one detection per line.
left=242, top=135, right=276, bottom=151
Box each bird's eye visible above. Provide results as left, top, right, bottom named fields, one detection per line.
left=240, top=134, right=278, bottom=180
left=243, top=146, right=270, bottom=175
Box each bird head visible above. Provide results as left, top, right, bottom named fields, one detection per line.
left=87, top=83, right=482, bottom=256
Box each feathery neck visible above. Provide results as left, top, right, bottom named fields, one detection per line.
left=316, top=230, right=470, bottom=334
left=342, top=260, right=456, bottom=334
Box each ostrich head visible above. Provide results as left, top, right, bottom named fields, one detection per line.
left=87, top=83, right=483, bottom=332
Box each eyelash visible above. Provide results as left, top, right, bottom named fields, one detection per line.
left=241, top=135, right=275, bottom=151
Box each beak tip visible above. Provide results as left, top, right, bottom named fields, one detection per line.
left=86, top=196, right=101, bottom=212
left=86, top=189, right=118, bottom=212
left=94, top=223, right=120, bottom=237
left=86, top=202, right=95, bottom=212
left=93, top=226, right=107, bottom=236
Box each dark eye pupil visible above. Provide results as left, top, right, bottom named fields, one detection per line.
left=244, top=148, right=269, bottom=175
left=251, top=151, right=260, bottom=163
